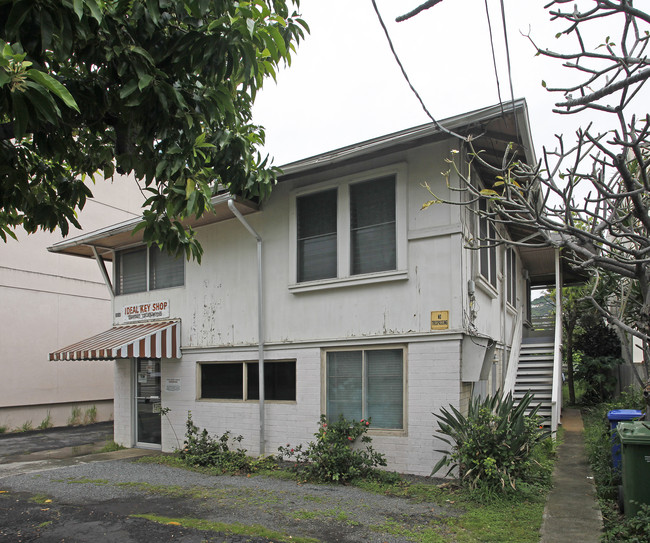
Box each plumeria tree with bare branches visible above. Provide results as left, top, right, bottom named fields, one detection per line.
left=408, top=0, right=650, bottom=384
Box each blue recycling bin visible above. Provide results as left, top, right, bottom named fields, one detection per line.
left=607, top=409, right=643, bottom=472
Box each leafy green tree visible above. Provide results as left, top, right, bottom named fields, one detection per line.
left=0, top=0, right=308, bottom=259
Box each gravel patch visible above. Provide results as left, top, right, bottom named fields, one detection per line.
left=0, top=457, right=456, bottom=542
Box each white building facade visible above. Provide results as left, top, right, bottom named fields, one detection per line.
left=49, top=101, right=560, bottom=474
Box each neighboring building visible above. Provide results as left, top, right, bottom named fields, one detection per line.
left=0, top=175, right=143, bottom=430
left=47, top=101, right=569, bottom=474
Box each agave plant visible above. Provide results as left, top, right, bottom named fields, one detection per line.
left=431, top=391, right=552, bottom=492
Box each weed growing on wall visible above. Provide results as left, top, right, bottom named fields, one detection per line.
left=67, top=407, right=81, bottom=426
left=18, top=420, right=33, bottom=432
left=84, top=406, right=97, bottom=424
left=38, top=411, right=53, bottom=430
left=277, top=415, right=389, bottom=484
left=431, top=391, right=553, bottom=498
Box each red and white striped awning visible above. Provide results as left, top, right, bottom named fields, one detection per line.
left=49, top=320, right=181, bottom=361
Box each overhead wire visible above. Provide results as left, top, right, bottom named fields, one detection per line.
left=484, top=0, right=505, bottom=116
left=370, top=0, right=467, bottom=142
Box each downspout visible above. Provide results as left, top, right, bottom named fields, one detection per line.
left=227, top=199, right=265, bottom=455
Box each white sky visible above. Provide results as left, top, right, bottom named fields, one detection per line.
left=252, top=0, right=647, bottom=167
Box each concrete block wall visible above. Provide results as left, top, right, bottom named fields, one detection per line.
left=149, top=337, right=462, bottom=476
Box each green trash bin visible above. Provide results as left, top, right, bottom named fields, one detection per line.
left=618, top=421, right=650, bottom=517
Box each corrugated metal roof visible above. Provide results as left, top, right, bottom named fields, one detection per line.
left=49, top=320, right=181, bottom=361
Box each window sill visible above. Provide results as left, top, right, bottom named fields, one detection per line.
left=475, top=275, right=498, bottom=299
left=289, top=270, right=408, bottom=293
left=197, top=399, right=297, bottom=404
left=368, top=428, right=407, bottom=438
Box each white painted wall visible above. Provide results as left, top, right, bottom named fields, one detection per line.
left=109, top=138, right=529, bottom=474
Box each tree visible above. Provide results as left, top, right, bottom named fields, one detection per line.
left=0, top=0, right=308, bottom=260
left=407, top=1, right=650, bottom=385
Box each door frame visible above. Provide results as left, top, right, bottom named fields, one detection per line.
left=133, top=357, right=162, bottom=449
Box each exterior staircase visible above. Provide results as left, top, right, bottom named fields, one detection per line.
left=513, top=342, right=555, bottom=427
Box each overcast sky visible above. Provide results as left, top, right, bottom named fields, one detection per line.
left=252, top=0, right=647, bottom=167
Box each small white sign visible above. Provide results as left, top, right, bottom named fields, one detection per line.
left=116, top=300, right=170, bottom=324
left=137, top=372, right=148, bottom=384
left=165, top=378, right=181, bottom=392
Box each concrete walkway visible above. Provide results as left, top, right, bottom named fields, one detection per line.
left=540, top=408, right=603, bottom=543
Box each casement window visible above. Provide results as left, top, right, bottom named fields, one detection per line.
left=506, top=247, right=517, bottom=305
left=292, top=165, right=406, bottom=289
left=114, top=246, right=184, bottom=295
left=199, top=361, right=296, bottom=401
left=325, top=348, right=404, bottom=430
left=478, top=199, right=497, bottom=289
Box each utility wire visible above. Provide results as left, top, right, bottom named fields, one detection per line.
left=499, top=0, right=521, bottom=141
left=484, top=0, right=505, bottom=116
left=370, top=0, right=467, bottom=141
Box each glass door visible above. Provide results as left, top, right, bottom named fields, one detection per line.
left=136, top=358, right=161, bottom=446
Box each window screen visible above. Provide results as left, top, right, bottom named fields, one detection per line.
left=326, top=348, right=404, bottom=429
left=350, top=176, right=396, bottom=275
left=297, top=189, right=337, bottom=282
left=116, top=248, right=147, bottom=295
left=478, top=199, right=497, bottom=288
left=201, top=361, right=296, bottom=401
left=150, top=246, right=184, bottom=290
left=247, top=361, right=296, bottom=400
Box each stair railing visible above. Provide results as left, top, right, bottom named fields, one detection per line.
left=503, top=307, right=523, bottom=395
left=550, top=250, right=563, bottom=434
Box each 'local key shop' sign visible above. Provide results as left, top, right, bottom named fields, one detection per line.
left=116, top=300, right=170, bottom=324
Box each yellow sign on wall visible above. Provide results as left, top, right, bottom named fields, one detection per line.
left=431, top=311, right=449, bottom=330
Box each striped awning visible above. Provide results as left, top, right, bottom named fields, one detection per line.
left=49, top=320, right=181, bottom=361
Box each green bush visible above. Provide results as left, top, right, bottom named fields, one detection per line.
left=606, top=503, right=650, bottom=542
left=277, top=415, right=388, bottom=483
left=431, top=391, right=553, bottom=497
left=583, top=387, right=645, bottom=502
left=179, top=411, right=262, bottom=474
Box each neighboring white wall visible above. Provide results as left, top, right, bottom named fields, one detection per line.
left=0, top=174, right=144, bottom=430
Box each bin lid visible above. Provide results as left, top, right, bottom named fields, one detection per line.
left=618, top=421, right=650, bottom=444
left=607, top=409, right=643, bottom=422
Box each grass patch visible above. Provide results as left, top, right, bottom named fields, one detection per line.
left=131, top=513, right=319, bottom=543
left=98, top=440, right=126, bottom=453
left=28, top=494, right=52, bottom=504
left=37, top=521, right=53, bottom=529
left=63, top=477, right=110, bottom=485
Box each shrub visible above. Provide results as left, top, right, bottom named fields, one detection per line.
left=606, top=503, right=650, bottom=542
left=431, top=391, right=552, bottom=496
left=277, top=415, right=387, bottom=483
left=583, top=387, right=645, bottom=502
left=179, top=411, right=262, bottom=474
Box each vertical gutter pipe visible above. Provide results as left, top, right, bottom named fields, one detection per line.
left=227, top=199, right=265, bottom=455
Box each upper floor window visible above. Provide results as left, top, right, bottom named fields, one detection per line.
left=297, top=188, right=338, bottom=282
left=115, top=246, right=184, bottom=295
left=478, top=199, right=497, bottom=289
left=292, top=165, right=406, bottom=289
left=350, top=176, right=396, bottom=275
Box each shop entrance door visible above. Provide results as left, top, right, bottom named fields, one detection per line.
left=135, top=358, right=161, bottom=446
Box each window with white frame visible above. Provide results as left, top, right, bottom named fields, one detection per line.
left=478, top=199, right=497, bottom=289
left=506, top=247, right=517, bottom=305
left=325, top=348, right=404, bottom=430
left=114, top=246, right=184, bottom=295
left=293, top=168, right=404, bottom=286
left=199, top=361, right=296, bottom=401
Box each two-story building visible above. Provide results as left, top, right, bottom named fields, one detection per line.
left=48, top=100, right=567, bottom=475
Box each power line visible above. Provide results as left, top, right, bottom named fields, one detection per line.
left=484, top=0, right=505, bottom=115
left=370, top=0, right=467, bottom=141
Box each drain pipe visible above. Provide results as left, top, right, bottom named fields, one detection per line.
left=227, top=199, right=265, bottom=455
